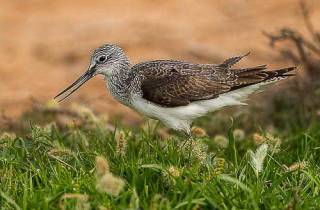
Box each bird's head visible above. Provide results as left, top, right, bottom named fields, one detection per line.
left=55, top=44, right=129, bottom=102
left=90, top=44, right=128, bottom=77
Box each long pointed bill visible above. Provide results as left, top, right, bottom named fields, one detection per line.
left=54, top=66, right=96, bottom=102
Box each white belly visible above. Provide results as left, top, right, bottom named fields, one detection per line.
left=130, top=82, right=271, bottom=132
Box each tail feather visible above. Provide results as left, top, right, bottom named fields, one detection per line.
left=231, top=66, right=297, bottom=90
left=267, top=66, right=297, bottom=76
left=233, top=65, right=267, bottom=73
left=261, top=66, right=297, bottom=80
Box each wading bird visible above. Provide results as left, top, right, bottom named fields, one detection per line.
left=55, top=44, right=296, bottom=136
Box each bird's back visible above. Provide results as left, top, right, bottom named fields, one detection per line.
left=131, top=59, right=220, bottom=78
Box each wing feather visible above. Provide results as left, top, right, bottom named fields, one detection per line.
left=131, top=60, right=233, bottom=107
left=129, top=57, right=296, bottom=107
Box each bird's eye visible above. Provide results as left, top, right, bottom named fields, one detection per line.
left=98, top=55, right=107, bottom=63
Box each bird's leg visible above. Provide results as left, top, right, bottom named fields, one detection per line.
left=179, top=128, right=194, bottom=152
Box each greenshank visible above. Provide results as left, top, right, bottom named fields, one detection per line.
left=55, top=44, right=296, bottom=136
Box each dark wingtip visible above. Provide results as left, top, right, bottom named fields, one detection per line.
left=283, top=66, right=298, bottom=77
left=282, top=73, right=295, bottom=77
left=274, top=66, right=297, bottom=75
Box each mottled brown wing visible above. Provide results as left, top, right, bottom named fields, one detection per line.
left=141, top=74, right=231, bottom=107
left=130, top=60, right=233, bottom=107
left=131, top=58, right=296, bottom=107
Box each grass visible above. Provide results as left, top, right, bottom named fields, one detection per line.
left=1, top=117, right=320, bottom=210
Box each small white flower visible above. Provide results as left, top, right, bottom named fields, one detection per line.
left=249, top=143, right=268, bottom=177
left=95, top=156, right=125, bottom=196
left=233, top=129, right=245, bottom=141
left=95, top=156, right=110, bottom=177
left=213, top=135, right=229, bottom=149
left=96, top=173, right=125, bottom=196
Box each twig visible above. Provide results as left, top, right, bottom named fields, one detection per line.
left=48, top=154, right=77, bottom=171
left=300, top=0, right=320, bottom=44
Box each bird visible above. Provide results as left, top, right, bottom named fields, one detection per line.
left=55, top=44, right=296, bottom=137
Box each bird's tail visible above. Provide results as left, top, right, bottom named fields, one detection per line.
left=231, top=66, right=297, bottom=90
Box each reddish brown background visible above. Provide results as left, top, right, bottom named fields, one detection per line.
left=1, top=0, right=319, bottom=122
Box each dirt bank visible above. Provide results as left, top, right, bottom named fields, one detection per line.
left=0, top=0, right=319, bottom=123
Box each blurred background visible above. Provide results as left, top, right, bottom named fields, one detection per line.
left=1, top=0, right=320, bottom=132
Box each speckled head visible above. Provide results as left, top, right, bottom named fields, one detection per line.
left=54, top=43, right=129, bottom=102
left=91, top=44, right=129, bottom=77
left=89, top=44, right=129, bottom=77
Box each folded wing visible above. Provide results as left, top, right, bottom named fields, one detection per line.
left=130, top=56, right=296, bottom=107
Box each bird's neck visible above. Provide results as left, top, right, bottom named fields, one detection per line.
left=105, top=59, right=132, bottom=105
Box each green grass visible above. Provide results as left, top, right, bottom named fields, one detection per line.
left=1, top=119, right=320, bottom=210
